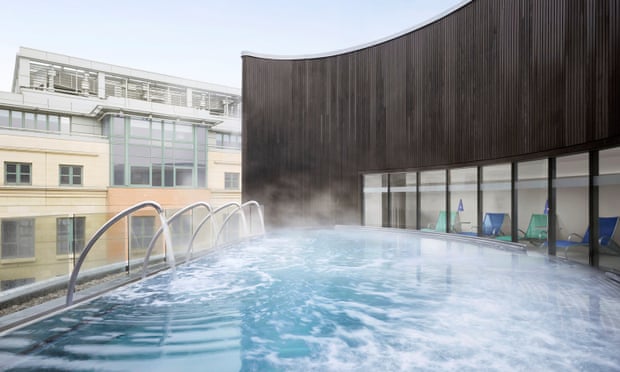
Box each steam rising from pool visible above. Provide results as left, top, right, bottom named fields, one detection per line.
left=1, top=228, right=619, bottom=371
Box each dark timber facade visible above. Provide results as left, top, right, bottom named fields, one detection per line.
left=242, top=0, right=620, bottom=231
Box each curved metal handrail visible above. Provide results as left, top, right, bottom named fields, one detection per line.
left=184, top=201, right=258, bottom=259
left=141, top=201, right=214, bottom=278
left=214, top=203, right=246, bottom=245
left=67, top=199, right=265, bottom=306
left=214, top=201, right=266, bottom=245
left=241, top=200, right=265, bottom=235
left=184, top=213, right=217, bottom=260
left=66, top=201, right=166, bottom=306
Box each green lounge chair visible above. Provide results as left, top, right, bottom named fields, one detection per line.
left=496, top=213, right=547, bottom=244
left=461, top=213, right=508, bottom=237
left=421, top=211, right=459, bottom=233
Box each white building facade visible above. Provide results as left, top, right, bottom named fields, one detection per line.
left=0, top=47, right=241, bottom=291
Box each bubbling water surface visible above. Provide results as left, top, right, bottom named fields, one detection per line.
left=1, top=228, right=619, bottom=371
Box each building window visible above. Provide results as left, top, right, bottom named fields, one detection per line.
left=24, top=113, right=36, bottom=129
left=130, top=166, right=150, bottom=185
left=0, top=109, right=9, bottom=127
left=176, top=168, right=193, bottom=186
left=5, top=162, right=31, bottom=185
left=10, top=111, right=22, bottom=128
left=56, top=217, right=86, bottom=255
left=0, top=109, right=65, bottom=133
left=1, top=277, right=35, bottom=291
left=107, top=115, right=208, bottom=188
left=1, top=219, right=35, bottom=259
left=215, top=132, right=241, bottom=149
left=59, top=165, right=83, bottom=186
left=130, top=216, right=155, bottom=250
left=225, top=172, right=240, bottom=190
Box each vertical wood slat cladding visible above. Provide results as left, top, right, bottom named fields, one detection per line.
left=242, top=0, right=620, bottom=227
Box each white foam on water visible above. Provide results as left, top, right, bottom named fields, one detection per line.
left=0, top=337, right=33, bottom=349
left=79, top=332, right=123, bottom=342
left=1, top=228, right=619, bottom=370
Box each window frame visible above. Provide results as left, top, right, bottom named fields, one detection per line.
left=59, top=165, right=83, bottom=186
left=4, top=162, right=32, bottom=185
left=1, top=218, right=35, bottom=259
left=108, top=115, right=207, bottom=188
left=56, top=216, right=86, bottom=255
left=224, top=172, right=240, bottom=190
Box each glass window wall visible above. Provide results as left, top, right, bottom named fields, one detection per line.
left=449, top=167, right=477, bottom=234
left=389, top=172, right=417, bottom=229
left=598, top=147, right=620, bottom=272
left=419, top=170, right=446, bottom=232
left=363, top=174, right=388, bottom=227
left=359, top=152, right=613, bottom=272
left=106, top=115, right=206, bottom=188
left=517, top=159, right=548, bottom=249
left=481, top=164, right=511, bottom=238
left=556, top=153, right=589, bottom=264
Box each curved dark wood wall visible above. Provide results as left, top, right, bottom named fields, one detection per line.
left=242, top=0, right=620, bottom=227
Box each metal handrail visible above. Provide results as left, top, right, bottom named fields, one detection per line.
left=141, top=202, right=214, bottom=278
left=241, top=200, right=265, bottom=235
left=185, top=213, right=217, bottom=260
left=183, top=201, right=265, bottom=258
left=66, top=201, right=166, bottom=306
left=214, top=201, right=265, bottom=245
left=214, top=203, right=245, bottom=245
left=66, top=200, right=265, bottom=306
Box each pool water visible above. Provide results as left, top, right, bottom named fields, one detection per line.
left=1, top=227, right=619, bottom=371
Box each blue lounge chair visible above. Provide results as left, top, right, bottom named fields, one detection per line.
left=461, top=213, right=508, bottom=237
left=557, top=216, right=619, bottom=258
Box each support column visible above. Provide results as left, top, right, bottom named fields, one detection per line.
left=548, top=158, right=557, bottom=256
left=416, top=172, right=421, bottom=230
left=589, top=151, right=599, bottom=267
left=477, top=166, right=483, bottom=237
left=446, top=169, right=451, bottom=233
left=511, top=162, right=518, bottom=243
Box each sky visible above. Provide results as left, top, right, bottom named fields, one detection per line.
left=0, top=0, right=464, bottom=92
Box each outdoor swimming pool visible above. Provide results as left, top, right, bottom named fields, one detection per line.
left=0, top=227, right=619, bottom=371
